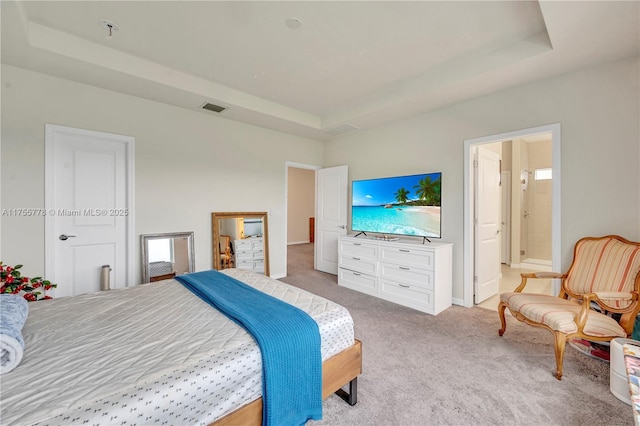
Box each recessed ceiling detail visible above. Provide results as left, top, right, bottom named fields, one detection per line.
left=1, top=1, right=638, bottom=140
left=324, top=124, right=358, bottom=136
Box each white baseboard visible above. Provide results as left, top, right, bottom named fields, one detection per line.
left=452, top=297, right=465, bottom=307
left=520, top=258, right=552, bottom=271
left=287, top=241, right=311, bottom=245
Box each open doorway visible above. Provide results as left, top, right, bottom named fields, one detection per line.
left=463, top=123, right=561, bottom=308
left=285, top=163, right=318, bottom=277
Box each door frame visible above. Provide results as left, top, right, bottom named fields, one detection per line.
left=44, top=124, right=135, bottom=287
left=284, top=161, right=320, bottom=278
left=463, top=123, right=561, bottom=307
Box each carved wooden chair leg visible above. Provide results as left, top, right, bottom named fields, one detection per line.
left=498, top=301, right=508, bottom=336
left=553, top=332, right=567, bottom=380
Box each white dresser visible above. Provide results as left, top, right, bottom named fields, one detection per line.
left=338, top=235, right=453, bottom=315
left=234, top=237, right=265, bottom=274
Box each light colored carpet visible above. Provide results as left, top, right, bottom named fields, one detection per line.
left=281, top=243, right=632, bottom=426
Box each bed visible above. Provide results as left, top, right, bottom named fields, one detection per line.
left=0, top=269, right=361, bottom=425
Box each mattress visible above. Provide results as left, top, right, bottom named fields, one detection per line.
left=0, top=269, right=355, bottom=425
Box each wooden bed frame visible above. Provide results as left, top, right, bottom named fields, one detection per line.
left=213, top=339, right=362, bottom=425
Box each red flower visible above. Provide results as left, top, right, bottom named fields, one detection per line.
left=1, top=262, right=56, bottom=302
left=42, top=296, right=52, bottom=300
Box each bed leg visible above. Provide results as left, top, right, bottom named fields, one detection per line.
left=334, top=377, right=358, bottom=406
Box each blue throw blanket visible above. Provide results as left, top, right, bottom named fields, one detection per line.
left=0, top=294, right=29, bottom=374
left=175, top=270, right=322, bottom=426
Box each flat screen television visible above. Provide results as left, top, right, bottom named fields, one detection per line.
left=351, top=172, right=442, bottom=239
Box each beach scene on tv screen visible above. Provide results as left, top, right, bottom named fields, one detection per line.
left=352, top=173, right=441, bottom=238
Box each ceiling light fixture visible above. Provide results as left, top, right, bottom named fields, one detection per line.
left=285, top=18, right=301, bottom=30
left=101, top=19, right=119, bottom=39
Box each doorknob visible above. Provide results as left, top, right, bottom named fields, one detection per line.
left=59, top=234, right=76, bottom=241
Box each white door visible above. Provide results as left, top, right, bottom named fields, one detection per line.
left=315, top=165, right=348, bottom=274
left=474, top=147, right=501, bottom=304
left=500, top=171, right=511, bottom=265
left=45, top=125, right=134, bottom=297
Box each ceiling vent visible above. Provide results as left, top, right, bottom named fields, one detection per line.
left=201, top=102, right=227, bottom=113
left=324, top=123, right=359, bottom=136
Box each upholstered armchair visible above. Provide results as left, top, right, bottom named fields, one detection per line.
left=498, top=235, right=640, bottom=380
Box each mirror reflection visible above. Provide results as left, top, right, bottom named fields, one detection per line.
left=141, top=232, right=195, bottom=283
left=212, top=212, right=269, bottom=276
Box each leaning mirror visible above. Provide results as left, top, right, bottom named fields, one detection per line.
left=141, top=232, right=195, bottom=283
left=211, top=212, right=269, bottom=276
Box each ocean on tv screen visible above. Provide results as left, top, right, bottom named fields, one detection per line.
left=352, top=205, right=441, bottom=238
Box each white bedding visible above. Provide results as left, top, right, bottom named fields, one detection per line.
left=0, top=269, right=355, bottom=425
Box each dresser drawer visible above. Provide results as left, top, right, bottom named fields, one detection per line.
left=380, top=245, right=434, bottom=269
left=379, top=262, right=433, bottom=290
left=253, top=259, right=265, bottom=273
left=236, top=259, right=254, bottom=270
left=339, top=239, right=378, bottom=259
left=380, top=279, right=433, bottom=312
left=236, top=250, right=253, bottom=260
left=251, top=240, right=264, bottom=251
left=235, top=240, right=253, bottom=251
left=338, top=268, right=377, bottom=296
left=253, top=249, right=264, bottom=260
left=339, top=254, right=377, bottom=275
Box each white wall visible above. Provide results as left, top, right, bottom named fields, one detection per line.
left=324, top=56, right=640, bottom=302
left=1, top=65, right=324, bottom=281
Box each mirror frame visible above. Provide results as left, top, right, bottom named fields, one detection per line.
left=211, top=212, right=269, bottom=276
left=141, top=231, right=195, bottom=283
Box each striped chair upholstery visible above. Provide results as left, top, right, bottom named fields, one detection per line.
left=566, top=237, right=640, bottom=309
left=498, top=235, right=640, bottom=380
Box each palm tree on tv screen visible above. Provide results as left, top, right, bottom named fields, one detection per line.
left=414, top=175, right=441, bottom=206
left=395, top=187, right=410, bottom=205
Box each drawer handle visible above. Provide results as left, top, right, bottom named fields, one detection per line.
left=399, top=249, right=410, bottom=252
left=399, top=266, right=410, bottom=270
left=399, top=283, right=410, bottom=288
left=352, top=257, right=360, bottom=261
left=353, top=243, right=362, bottom=246
left=353, top=272, right=361, bottom=276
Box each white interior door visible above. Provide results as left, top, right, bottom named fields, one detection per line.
left=500, top=171, right=511, bottom=265
left=45, top=125, right=134, bottom=297
left=315, top=165, right=348, bottom=274
left=474, top=147, right=501, bottom=304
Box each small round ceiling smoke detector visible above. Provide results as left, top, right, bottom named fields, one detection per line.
left=285, top=17, right=301, bottom=30
left=101, top=19, right=119, bottom=38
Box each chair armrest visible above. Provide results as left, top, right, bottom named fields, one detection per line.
left=513, top=272, right=565, bottom=293
left=593, top=291, right=633, bottom=301
left=593, top=291, right=638, bottom=313
left=574, top=293, right=597, bottom=332
left=521, top=272, right=564, bottom=279
left=574, top=292, right=636, bottom=331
